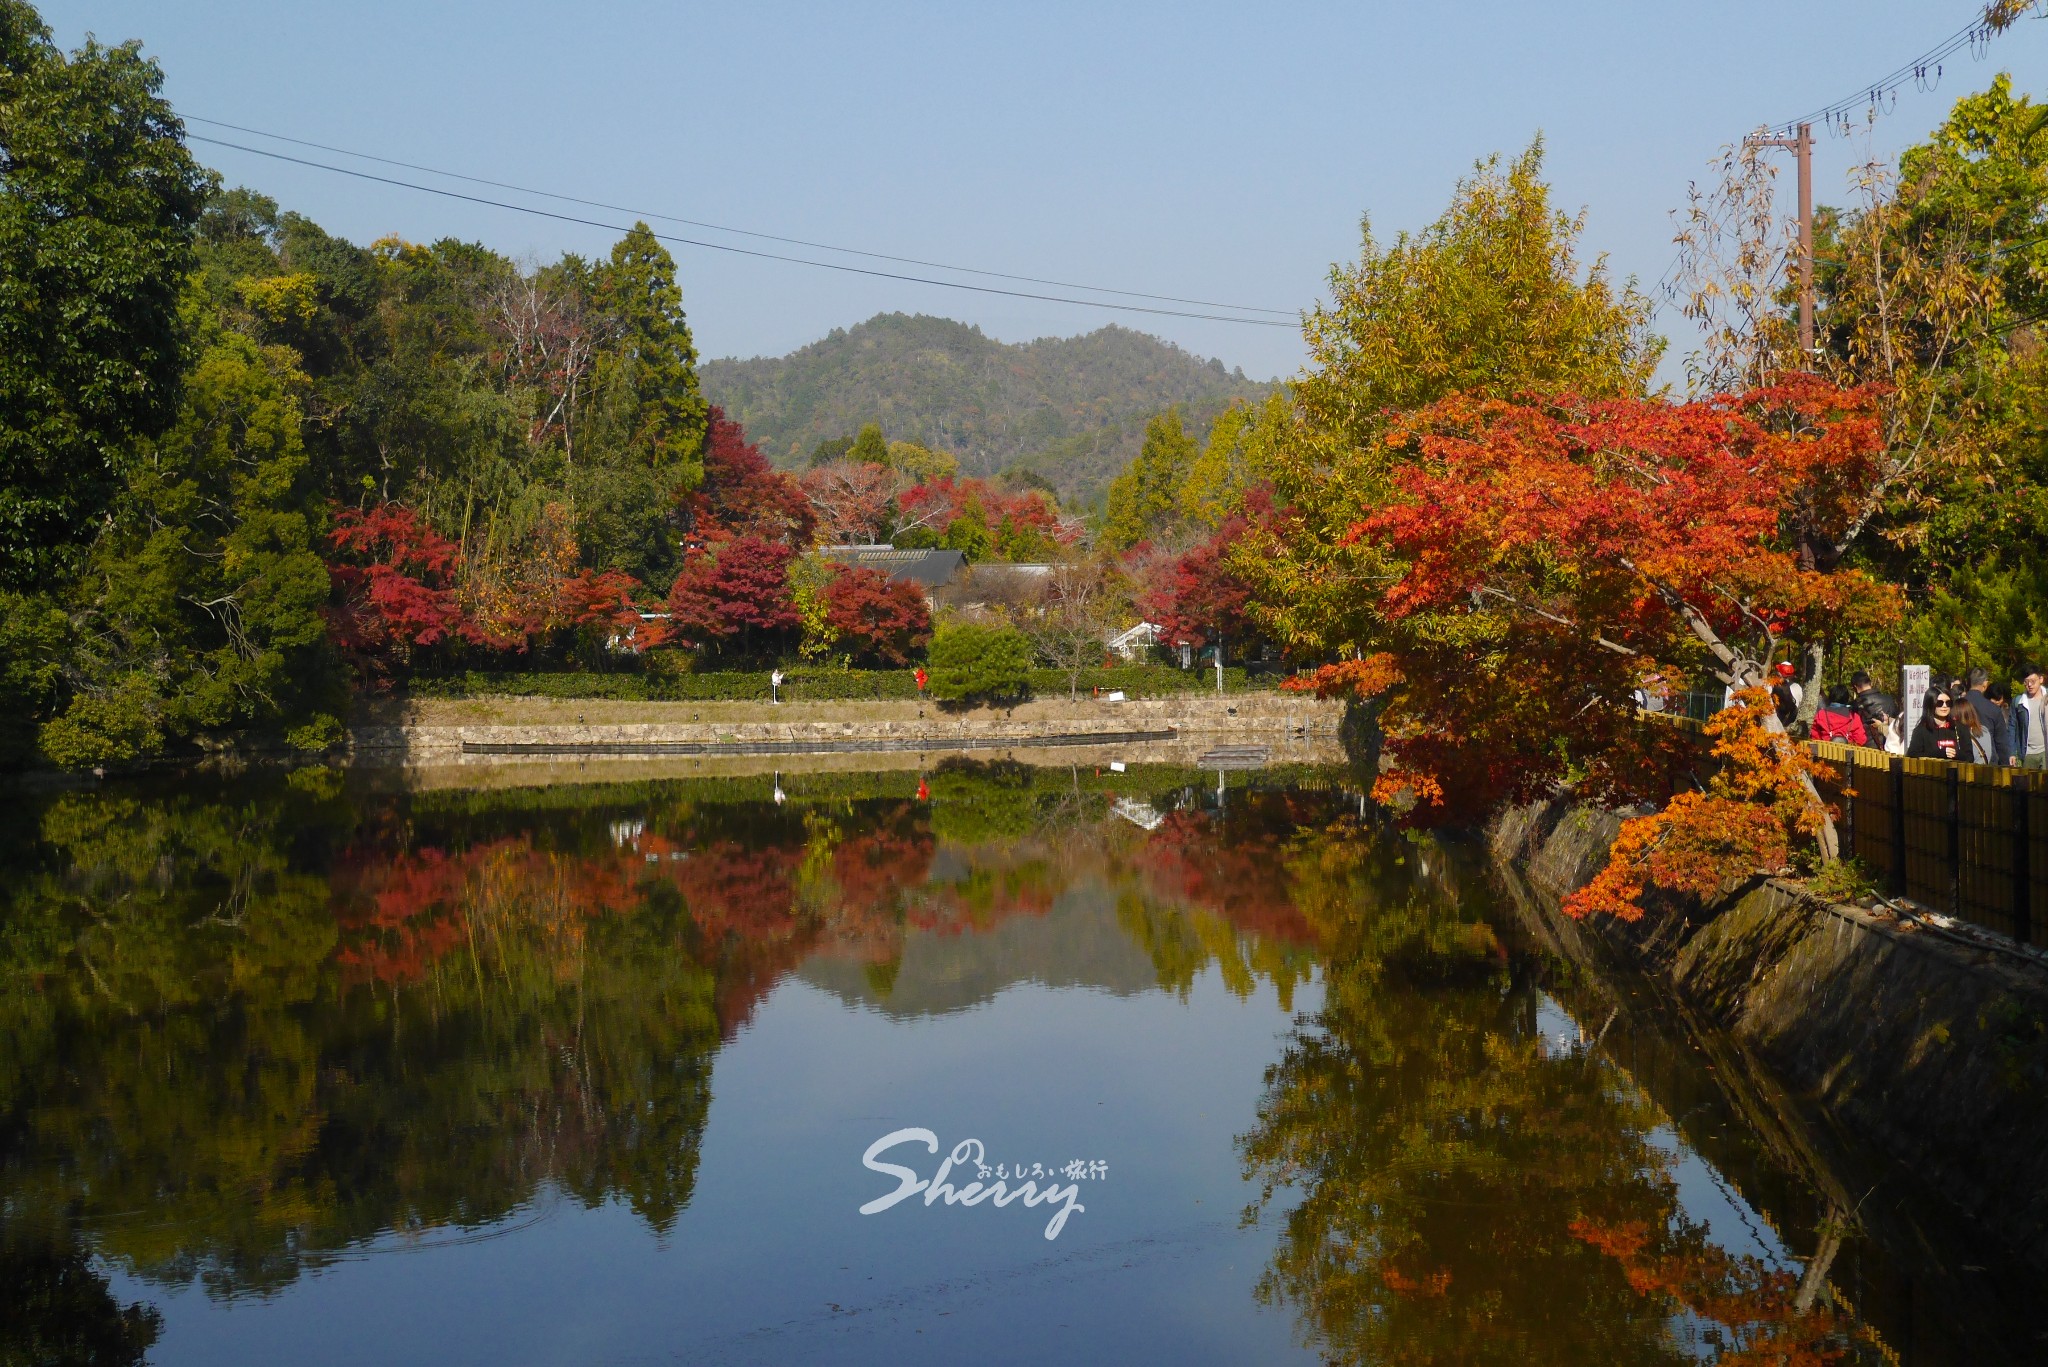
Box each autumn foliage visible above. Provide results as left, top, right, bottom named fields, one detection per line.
left=1139, top=515, right=1259, bottom=650
left=1568, top=1217, right=1849, bottom=1364
left=1565, top=690, right=1835, bottom=920
left=822, top=564, right=931, bottom=666
left=690, top=407, right=815, bottom=547
left=665, top=536, right=800, bottom=650
left=325, top=502, right=474, bottom=679
left=1283, top=380, right=1895, bottom=912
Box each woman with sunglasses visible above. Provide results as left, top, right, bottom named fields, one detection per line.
left=1908, top=691, right=1962, bottom=760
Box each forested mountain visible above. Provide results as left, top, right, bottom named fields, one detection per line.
left=701, top=314, right=1277, bottom=504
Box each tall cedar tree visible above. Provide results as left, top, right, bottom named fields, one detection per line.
left=600, top=222, right=708, bottom=474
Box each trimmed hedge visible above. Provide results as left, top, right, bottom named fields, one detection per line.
left=407, top=663, right=1276, bottom=704
left=1029, top=665, right=1267, bottom=697
left=409, top=669, right=919, bottom=702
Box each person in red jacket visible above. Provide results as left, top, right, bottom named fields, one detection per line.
left=1808, top=684, right=1868, bottom=745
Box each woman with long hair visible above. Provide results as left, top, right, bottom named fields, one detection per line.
left=1908, top=690, right=1961, bottom=761
left=1954, top=690, right=1995, bottom=764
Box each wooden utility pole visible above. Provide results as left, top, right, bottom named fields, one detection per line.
left=1752, top=122, right=1816, bottom=357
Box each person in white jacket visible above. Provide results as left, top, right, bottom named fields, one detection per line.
left=2018, top=664, right=2047, bottom=770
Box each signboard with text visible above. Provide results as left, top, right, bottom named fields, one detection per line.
left=1903, top=664, right=1931, bottom=744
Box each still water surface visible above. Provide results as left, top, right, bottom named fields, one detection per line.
left=0, top=763, right=2031, bottom=1363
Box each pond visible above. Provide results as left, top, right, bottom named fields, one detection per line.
left=0, top=761, right=2033, bottom=1364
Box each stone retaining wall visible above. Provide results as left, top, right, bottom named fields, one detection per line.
left=1490, top=794, right=2048, bottom=1270
left=353, top=694, right=1343, bottom=768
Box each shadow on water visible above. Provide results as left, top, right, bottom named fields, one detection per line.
left=0, top=760, right=2034, bottom=1363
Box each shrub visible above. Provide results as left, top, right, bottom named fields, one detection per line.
left=925, top=623, right=1033, bottom=703
left=403, top=662, right=1274, bottom=704
left=39, top=675, right=165, bottom=769
left=286, top=712, right=347, bottom=753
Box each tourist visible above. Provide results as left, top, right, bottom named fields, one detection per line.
left=771, top=667, right=784, bottom=704
left=2017, top=664, right=2047, bottom=771
left=1850, top=670, right=1901, bottom=751
left=1960, top=667, right=2012, bottom=766
left=1908, top=691, right=1961, bottom=760
left=1634, top=671, right=1669, bottom=713
left=1771, top=662, right=1802, bottom=727
left=1954, top=688, right=1995, bottom=765
left=1986, top=680, right=2014, bottom=751
left=1809, top=685, right=1868, bottom=744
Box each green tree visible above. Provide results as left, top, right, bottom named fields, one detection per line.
left=1241, top=142, right=1658, bottom=659
left=575, top=224, right=709, bottom=582
left=888, top=439, right=958, bottom=482
left=1803, top=78, right=2048, bottom=678
left=40, top=324, right=338, bottom=767
left=940, top=501, right=993, bottom=561
left=1102, top=408, right=1199, bottom=550
left=924, top=621, right=1032, bottom=703
left=0, top=588, right=65, bottom=764
left=598, top=222, right=708, bottom=474
left=0, top=1, right=209, bottom=585
left=849, top=422, right=889, bottom=467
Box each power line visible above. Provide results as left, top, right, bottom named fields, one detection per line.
left=190, top=136, right=1299, bottom=328
left=186, top=115, right=1295, bottom=319
left=1765, top=6, right=2039, bottom=138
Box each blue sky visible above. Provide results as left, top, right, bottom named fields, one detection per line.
left=41, top=1, right=2048, bottom=381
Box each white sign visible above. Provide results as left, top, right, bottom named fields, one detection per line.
left=1903, top=664, right=1930, bottom=743
left=859, top=1129, right=1103, bottom=1240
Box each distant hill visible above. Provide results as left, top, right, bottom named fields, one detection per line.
left=701, top=314, right=1276, bottom=506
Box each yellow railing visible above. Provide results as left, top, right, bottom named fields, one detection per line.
left=1809, top=740, right=2047, bottom=946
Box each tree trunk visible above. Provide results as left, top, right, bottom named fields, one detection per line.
left=1667, top=600, right=1841, bottom=864
left=1792, top=1222, right=1842, bottom=1314
left=1795, top=639, right=1825, bottom=729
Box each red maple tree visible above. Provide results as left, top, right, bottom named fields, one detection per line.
left=1140, top=514, right=1260, bottom=651
left=666, top=535, right=800, bottom=650
left=325, top=502, right=476, bottom=680
left=689, top=408, right=816, bottom=547
left=823, top=564, right=931, bottom=666
left=1287, top=380, right=1899, bottom=912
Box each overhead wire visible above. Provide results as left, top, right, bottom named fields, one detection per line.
left=189, top=135, right=1299, bottom=328
left=185, top=115, right=1296, bottom=320
left=1764, top=4, right=2042, bottom=138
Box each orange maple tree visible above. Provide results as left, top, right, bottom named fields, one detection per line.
left=1286, top=378, right=1899, bottom=914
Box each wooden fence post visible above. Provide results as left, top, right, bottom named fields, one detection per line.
left=1890, top=758, right=1908, bottom=897
left=2018, top=779, right=2034, bottom=947
left=1948, top=764, right=1963, bottom=918
left=1843, top=757, right=1857, bottom=858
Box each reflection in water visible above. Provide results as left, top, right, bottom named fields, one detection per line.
left=0, top=762, right=1996, bottom=1363
left=1234, top=825, right=1853, bottom=1363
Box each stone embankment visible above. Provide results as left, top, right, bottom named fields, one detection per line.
left=1490, top=797, right=2048, bottom=1270
left=353, top=693, right=1344, bottom=769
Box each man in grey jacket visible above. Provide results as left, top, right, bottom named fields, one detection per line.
left=1962, top=667, right=2013, bottom=766
left=2017, top=664, right=2047, bottom=771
